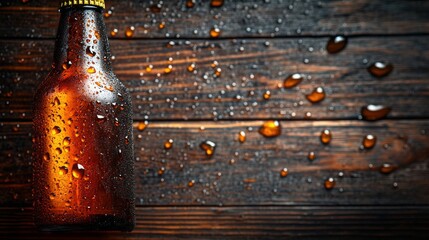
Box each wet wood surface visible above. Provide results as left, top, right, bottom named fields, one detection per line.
left=1, top=0, right=429, bottom=238
left=1, top=0, right=429, bottom=38
left=1, top=120, right=429, bottom=207
left=1, top=36, right=429, bottom=120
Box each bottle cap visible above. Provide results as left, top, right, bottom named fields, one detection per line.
left=60, top=0, right=105, bottom=9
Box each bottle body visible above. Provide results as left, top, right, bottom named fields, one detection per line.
left=33, top=5, right=134, bottom=231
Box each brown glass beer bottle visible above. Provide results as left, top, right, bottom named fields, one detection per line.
left=33, top=0, right=135, bottom=231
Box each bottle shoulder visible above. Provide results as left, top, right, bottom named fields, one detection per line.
left=35, top=69, right=130, bottom=105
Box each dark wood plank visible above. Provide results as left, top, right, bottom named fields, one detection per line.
left=1, top=0, right=429, bottom=39
left=1, top=36, right=429, bottom=120
left=1, top=120, right=428, bottom=206
left=0, top=206, right=428, bottom=239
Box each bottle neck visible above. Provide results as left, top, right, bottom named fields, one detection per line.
left=53, top=6, right=112, bottom=73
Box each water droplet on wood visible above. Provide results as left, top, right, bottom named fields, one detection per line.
left=211, top=0, right=224, bottom=7
left=283, top=73, right=303, bottom=88
left=263, top=90, right=271, bottom=100
left=210, top=27, right=221, bottom=38
left=238, top=131, right=246, bottom=143
left=186, top=0, right=195, bottom=8
left=380, top=163, right=396, bottom=174
left=125, top=26, right=135, bottom=38
left=200, top=140, right=216, bottom=156
left=188, top=180, right=195, bottom=187
left=368, top=62, right=393, bottom=78
left=324, top=177, right=335, bottom=190
left=362, top=134, right=376, bottom=149
left=361, top=105, right=391, bottom=121
left=259, top=120, right=281, bottom=138
left=164, top=139, right=174, bottom=150
left=137, top=121, right=149, bottom=131
left=326, top=35, right=347, bottom=54
left=280, top=168, right=288, bottom=177
left=308, top=151, right=316, bottom=161
left=306, top=87, right=325, bottom=103
left=320, top=129, right=332, bottom=144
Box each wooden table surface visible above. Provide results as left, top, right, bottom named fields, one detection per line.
left=1, top=0, right=429, bottom=239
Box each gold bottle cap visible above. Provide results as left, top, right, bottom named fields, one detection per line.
left=60, top=0, right=105, bottom=9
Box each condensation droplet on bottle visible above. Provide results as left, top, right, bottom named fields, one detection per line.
left=43, top=152, right=50, bottom=161
left=368, top=62, right=393, bottom=78
left=49, top=193, right=56, bottom=200
left=362, top=134, right=376, bottom=149
left=380, top=163, right=396, bottom=174
left=53, top=97, right=60, bottom=106
left=326, top=35, right=347, bottom=54
left=96, top=114, right=106, bottom=122
left=210, top=27, right=221, bottom=38
left=280, top=168, right=288, bottom=177
left=320, top=129, right=332, bottom=144
left=62, top=60, right=72, bottom=70
left=283, top=73, right=303, bottom=88
left=137, top=121, right=148, bottom=131
left=200, top=140, right=216, bottom=156
left=259, top=120, right=281, bottom=138
left=125, top=26, right=135, bottom=38
left=238, top=131, right=246, bottom=143
left=59, top=166, right=68, bottom=175
left=72, top=163, right=85, bottom=179
left=324, top=177, right=335, bottom=190
left=94, top=30, right=100, bottom=40
left=86, top=46, right=96, bottom=57
left=52, top=126, right=61, bottom=135
left=55, top=147, right=62, bottom=155
left=306, top=87, right=325, bottom=103
left=87, top=66, right=96, bottom=74
left=361, top=105, right=391, bottom=121
left=164, top=139, right=173, bottom=150
left=63, top=136, right=71, bottom=146
left=308, top=151, right=316, bottom=161
left=211, top=0, right=224, bottom=7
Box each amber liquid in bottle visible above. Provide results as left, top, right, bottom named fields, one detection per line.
left=33, top=3, right=135, bottom=231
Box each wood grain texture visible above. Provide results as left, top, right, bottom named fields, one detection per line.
left=1, top=120, right=428, bottom=207
left=0, top=0, right=429, bottom=39
left=1, top=36, right=429, bottom=120
left=0, top=206, right=428, bottom=239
